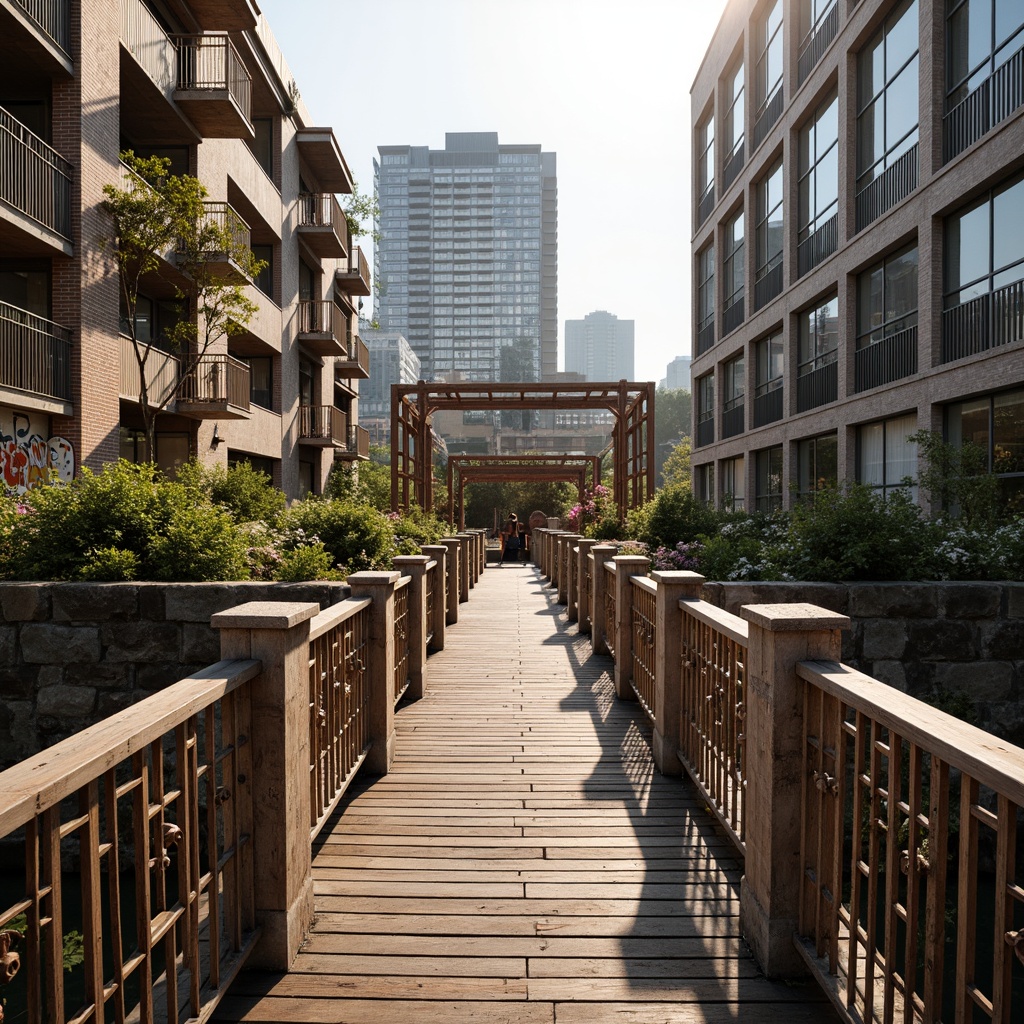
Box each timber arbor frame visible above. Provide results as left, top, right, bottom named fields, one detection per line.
left=391, top=380, right=655, bottom=520
left=447, top=455, right=601, bottom=529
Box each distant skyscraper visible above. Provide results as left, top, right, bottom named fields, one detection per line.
left=373, top=132, right=557, bottom=382
left=358, top=325, right=421, bottom=441
left=564, top=311, right=635, bottom=381
left=662, top=356, right=692, bottom=390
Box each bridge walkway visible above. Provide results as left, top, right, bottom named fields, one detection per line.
left=214, top=561, right=839, bottom=1023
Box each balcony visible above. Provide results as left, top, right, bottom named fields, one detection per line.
left=336, top=333, right=370, bottom=380
left=797, top=213, right=837, bottom=278
left=0, top=105, right=72, bottom=254
left=754, top=261, right=783, bottom=312
left=297, top=300, right=346, bottom=358
left=182, top=201, right=253, bottom=283
left=186, top=0, right=257, bottom=31
left=942, top=279, right=1024, bottom=363
left=722, top=295, right=744, bottom=337
left=119, top=335, right=179, bottom=408
left=721, top=400, right=745, bottom=440
left=299, top=404, right=347, bottom=447
left=296, top=128, right=354, bottom=194
left=696, top=316, right=715, bottom=356
left=173, top=33, right=253, bottom=139
left=944, top=45, right=1024, bottom=164
left=1, top=0, right=71, bottom=73
left=297, top=193, right=348, bottom=259
left=335, top=424, right=370, bottom=461
left=753, top=88, right=783, bottom=151
left=0, top=299, right=71, bottom=404
left=796, top=359, right=837, bottom=413
left=335, top=246, right=371, bottom=297
left=177, top=353, right=250, bottom=418
left=695, top=414, right=714, bottom=449
left=697, top=184, right=715, bottom=229
left=797, top=1, right=838, bottom=87
left=753, top=382, right=783, bottom=427
left=722, top=142, right=744, bottom=192
left=855, top=325, right=918, bottom=392
left=856, top=144, right=918, bottom=232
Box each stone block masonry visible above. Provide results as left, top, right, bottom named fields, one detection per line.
left=0, top=581, right=350, bottom=765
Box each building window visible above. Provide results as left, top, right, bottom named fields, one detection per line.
left=723, top=210, right=745, bottom=335
left=720, top=456, right=745, bottom=510
left=797, top=94, right=839, bottom=277
left=754, top=0, right=784, bottom=147
left=723, top=59, right=745, bottom=189
left=797, top=295, right=839, bottom=411
left=696, top=243, right=715, bottom=354
left=755, top=445, right=783, bottom=512
left=942, top=173, right=1024, bottom=362
left=798, top=0, right=839, bottom=84
left=945, top=0, right=1024, bottom=160
left=754, top=330, right=784, bottom=426
left=251, top=244, right=274, bottom=301
left=696, top=373, right=715, bottom=448
left=946, top=388, right=1024, bottom=507
left=858, top=412, right=917, bottom=499
left=246, top=356, right=273, bottom=410
left=856, top=0, right=920, bottom=230
left=722, top=354, right=745, bottom=439
left=856, top=245, right=919, bottom=391
left=797, top=433, right=838, bottom=499
left=695, top=462, right=714, bottom=505
left=697, top=114, right=715, bottom=226
left=250, top=117, right=274, bottom=179
left=754, top=159, right=784, bottom=309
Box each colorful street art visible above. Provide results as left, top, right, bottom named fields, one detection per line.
left=0, top=411, right=75, bottom=495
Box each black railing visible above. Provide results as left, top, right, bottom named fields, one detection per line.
left=754, top=261, right=783, bottom=311
left=942, top=279, right=1024, bottom=363
left=723, top=142, right=745, bottom=192
left=696, top=316, right=715, bottom=356
left=797, top=213, right=838, bottom=278
left=696, top=415, right=715, bottom=448
left=944, top=44, right=1024, bottom=164
left=0, top=300, right=72, bottom=401
left=797, top=1, right=839, bottom=86
left=753, top=383, right=783, bottom=427
left=12, top=0, right=70, bottom=56
left=796, top=360, right=837, bottom=412
left=0, top=106, right=72, bottom=239
left=855, top=143, right=918, bottom=232
left=753, top=88, right=784, bottom=151
left=697, top=184, right=715, bottom=228
left=855, top=325, right=918, bottom=392
left=723, top=295, right=745, bottom=336
left=722, top=402, right=745, bottom=439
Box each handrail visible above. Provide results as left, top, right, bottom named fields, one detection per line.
left=174, top=33, right=252, bottom=122
left=11, top=0, right=71, bottom=56
left=0, top=299, right=73, bottom=401
left=630, top=576, right=657, bottom=718
left=393, top=574, right=412, bottom=706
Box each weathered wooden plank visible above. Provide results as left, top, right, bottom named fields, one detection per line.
left=215, top=997, right=554, bottom=1023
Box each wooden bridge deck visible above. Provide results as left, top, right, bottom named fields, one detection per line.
left=215, top=562, right=839, bottom=1024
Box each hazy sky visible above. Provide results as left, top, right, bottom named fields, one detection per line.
left=258, top=0, right=730, bottom=384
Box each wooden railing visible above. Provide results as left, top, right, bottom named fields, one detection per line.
left=604, top=562, right=617, bottom=661
left=0, top=105, right=72, bottom=239
left=12, top=0, right=70, bottom=56
left=307, top=598, right=372, bottom=839
left=393, top=576, right=411, bottom=705
left=179, top=353, right=251, bottom=410
left=630, top=577, right=657, bottom=717
left=174, top=33, right=252, bottom=121
left=0, top=299, right=72, bottom=401
left=119, top=334, right=179, bottom=406
left=0, top=659, right=262, bottom=1024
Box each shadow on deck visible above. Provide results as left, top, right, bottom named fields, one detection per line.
left=214, top=563, right=838, bottom=1023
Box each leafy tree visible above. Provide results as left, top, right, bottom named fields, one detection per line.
left=325, top=445, right=392, bottom=509
left=345, top=181, right=381, bottom=242
left=910, top=429, right=1002, bottom=526
left=661, top=437, right=692, bottom=489
left=103, top=152, right=265, bottom=456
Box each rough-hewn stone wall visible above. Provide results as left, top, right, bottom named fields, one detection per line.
left=0, top=582, right=350, bottom=766
left=702, top=582, right=1024, bottom=746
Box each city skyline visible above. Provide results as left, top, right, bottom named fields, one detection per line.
left=255, top=0, right=730, bottom=385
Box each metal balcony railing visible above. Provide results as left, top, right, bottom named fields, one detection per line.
left=696, top=316, right=715, bottom=356
left=722, top=142, right=745, bottom=192
left=120, top=0, right=177, bottom=98
left=942, top=279, right=1024, bottom=363
left=298, top=299, right=341, bottom=338
left=754, top=261, right=783, bottom=311
left=944, top=44, right=1024, bottom=164
left=721, top=401, right=745, bottom=439
left=854, top=325, right=918, bottom=392
left=336, top=245, right=371, bottom=295
left=0, top=106, right=72, bottom=240
left=753, top=382, right=783, bottom=427
left=0, top=300, right=72, bottom=401
left=723, top=295, right=745, bottom=336
left=797, top=213, right=837, bottom=278
left=119, top=335, right=179, bottom=407
left=753, top=88, right=783, bottom=151
left=696, top=415, right=714, bottom=448
left=697, top=184, right=715, bottom=229
left=300, top=404, right=346, bottom=444
left=797, top=1, right=838, bottom=86
left=855, top=143, right=918, bottom=232
left=174, top=33, right=252, bottom=121
left=298, top=192, right=347, bottom=238
left=796, top=359, right=837, bottom=412
left=348, top=424, right=370, bottom=458
left=14, top=0, right=71, bottom=56
left=179, top=353, right=250, bottom=410
left=194, top=200, right=250, bottom=256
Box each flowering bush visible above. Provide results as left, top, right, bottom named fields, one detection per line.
left=566, top=485, right=617, bottom=537
left=652, top=541, right=702, bottom=572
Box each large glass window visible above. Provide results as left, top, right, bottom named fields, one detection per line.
left=756, top=0, right=784, bottom=119
left=698, top=115, right=715, bottom=208
left=858, top=413, right=917, bottom=498
left=696, top=373, right=715, bottom=448
left=755, top=445, right=784, bottom=512
left=720, top=456, right=745, bottom=510
left=946, top=0, right=1024, bottom=108
left=754, top=330, right=784, bottom=426
left=723, top=60, right=745, bottom=183
left=246, top=356, right=273, bottom=410
left=798, top=94, right=839, bottom=273
left=723, top=210, right=745, bottom=330
left=857, top=245, right=919, bottom=347
left=695, top=462, right=715, bottom=505
left=856, top=0, right=919, bottom=197
left=722, top=353, right=745, bottom=439
left=798, top=295, right=839, bottom=373
left=946, top=388, right=1024, bottom=506
left=797, top=433, right=838, bottom=499
left=755, top=160, right=783, bottom=306
left=799, top=0, right=839, bottom=82
left=697, top=243, right=715, bottom=353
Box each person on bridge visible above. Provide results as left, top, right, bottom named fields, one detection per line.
left=501, top=513, right=522, bottom=564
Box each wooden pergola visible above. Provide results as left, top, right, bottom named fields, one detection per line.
left=447, top=454, right=602, bottom=530
left=391, top=380, right=655, bottom=521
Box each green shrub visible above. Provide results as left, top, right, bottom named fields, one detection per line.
left=641, top=485, right=722, bottom=548
left=77, top=546, right=140, bottom=581
left=390, top=507, right=446, bottom=550
left=279, top=497, right=395, bottom=574
left=176, top=460, right=285, bottom=524
left=149, top=497, right=250, bottom=581
left=275, top=541, right=341, bottom=581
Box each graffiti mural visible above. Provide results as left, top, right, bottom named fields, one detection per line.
left=0, top=410, right=75, bottom=495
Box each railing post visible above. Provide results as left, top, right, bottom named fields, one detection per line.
left=475, top=529, right=486, bottom=575
left=567, top=539, right=579, bottom=622
left=649, top=571, right=705, bottom=777
left=559, top=534, right=582, bottom=606
left=392, top=556, right=429, bottom=701
left=346, top=571, right=401, bottom=775
left=739, top=602, right=850, bottom=977
left=589, top=544, right=617, bottom=655
left=420, top=544, right=448, bottom=651
left=576, top=538, right=598, bottom=634
left=440, top=537, right=461, bottom=622
left=457, top=532, right=476, bottom=586
left=455, top=533, right=472, bottom=598
left=612, top=554, right=650, bottom=701
left=212, top=600, right=319, bottom=969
